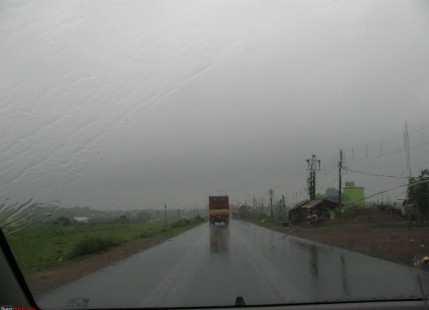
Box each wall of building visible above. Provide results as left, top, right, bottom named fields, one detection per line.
left=343, top=187, right=365, bottom=207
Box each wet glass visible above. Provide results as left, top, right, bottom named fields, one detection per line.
left=1, top=0, right=429, bottom=308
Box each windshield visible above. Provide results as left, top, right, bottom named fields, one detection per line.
left=1, top=0, right=429, bottom=308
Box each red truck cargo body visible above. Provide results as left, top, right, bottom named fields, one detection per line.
left=209, top=196, right=229, bottom=225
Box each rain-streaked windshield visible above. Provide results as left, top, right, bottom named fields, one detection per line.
left=1, top=0, right=429, bottom=308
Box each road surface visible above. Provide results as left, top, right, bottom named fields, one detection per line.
left=38, top=220, right=429, bottom=308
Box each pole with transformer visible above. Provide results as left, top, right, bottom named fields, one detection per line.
left=306, top=155, right=321, bottom=200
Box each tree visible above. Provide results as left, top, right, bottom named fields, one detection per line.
left=117, top=215, right=130, bottom=224
left=315, top=193, right=325, bottom=199
left=408, top=169, right=429, bottom=219
left=325, top=187, right=339, bottom=201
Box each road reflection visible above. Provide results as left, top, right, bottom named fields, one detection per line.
left=210, top=224, right=230, bottom=255
left=287, top=236, right=354, bottom=298
left=309, top=245, right=319, bottom=281
left=340, top=253, right=349, bottom=296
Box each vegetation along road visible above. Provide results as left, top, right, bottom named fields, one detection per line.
left=6, top=215, right=206, bottom=296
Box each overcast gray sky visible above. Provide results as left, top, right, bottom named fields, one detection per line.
left=1, top=0, right=428, bottom=210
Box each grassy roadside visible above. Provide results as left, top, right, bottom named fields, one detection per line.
left=6, top=216, right=206, bottom=274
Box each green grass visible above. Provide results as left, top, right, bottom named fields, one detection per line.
left=68, top=235, right=123, bottom=259
left=5, top=216, right=206, bottom=273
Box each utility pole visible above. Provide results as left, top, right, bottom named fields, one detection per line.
left=338, top=150, right=343, bottom=211
left=164, top=204, right=167, bottom=229
left=404, top=122, right=412, bottom=207
left=269, top=189, right=274, bottom=217
left=404, top=122, right=412, bottom=179
left=253, top=195, right=257, bottom=214
left=306, top=155, right=321, bottom=200
left=282, top=195, right=286, bottom=217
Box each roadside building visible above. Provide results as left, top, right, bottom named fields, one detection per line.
left=73, top=216, right=89, bottom=224
left=238, top=205, right=250, bottom=218
left=231, top=208, right=240, bottom=219
left=288, top=199, right=338, bottom=225
left=343, top=182, right=365, bottom=208
left=231, top=205, right=251, bottom=219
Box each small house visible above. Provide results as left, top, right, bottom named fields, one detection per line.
left=289, top=199, right=338, bottom=225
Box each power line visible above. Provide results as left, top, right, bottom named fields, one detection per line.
left=360, top=178, right=429, bottom=202
left=344, top=167, right=415, bottom=179
left=343, top=139, right=429, bottom=163
left=341, top=122, right=429, bottom=162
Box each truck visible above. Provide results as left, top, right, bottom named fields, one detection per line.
left=209, top=196, right=229, bottom=225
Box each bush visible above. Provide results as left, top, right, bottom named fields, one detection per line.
left=52, top=226, right=65, bottom=236
left=139, top=228, right=158, bottom=238
left=169, top=219, right=191, bottom=228
left=194, top=215, right=204, bottom=222
left=52, top=216, right=71, bottom=226
left=68, top=235, right=122, bottom=259
left=168, top=216, right=206, bottom=229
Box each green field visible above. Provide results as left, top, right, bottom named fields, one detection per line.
left=5, top=217, right=206, bottom=273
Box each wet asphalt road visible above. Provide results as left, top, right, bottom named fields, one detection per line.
left=38, top=220, right=429, bottom=308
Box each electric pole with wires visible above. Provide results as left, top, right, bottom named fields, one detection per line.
left=338, top=150, right=343, bottom=211
left=269, top=189, right=274, bottom=217
left=306, top=155, right=321, bottom=200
